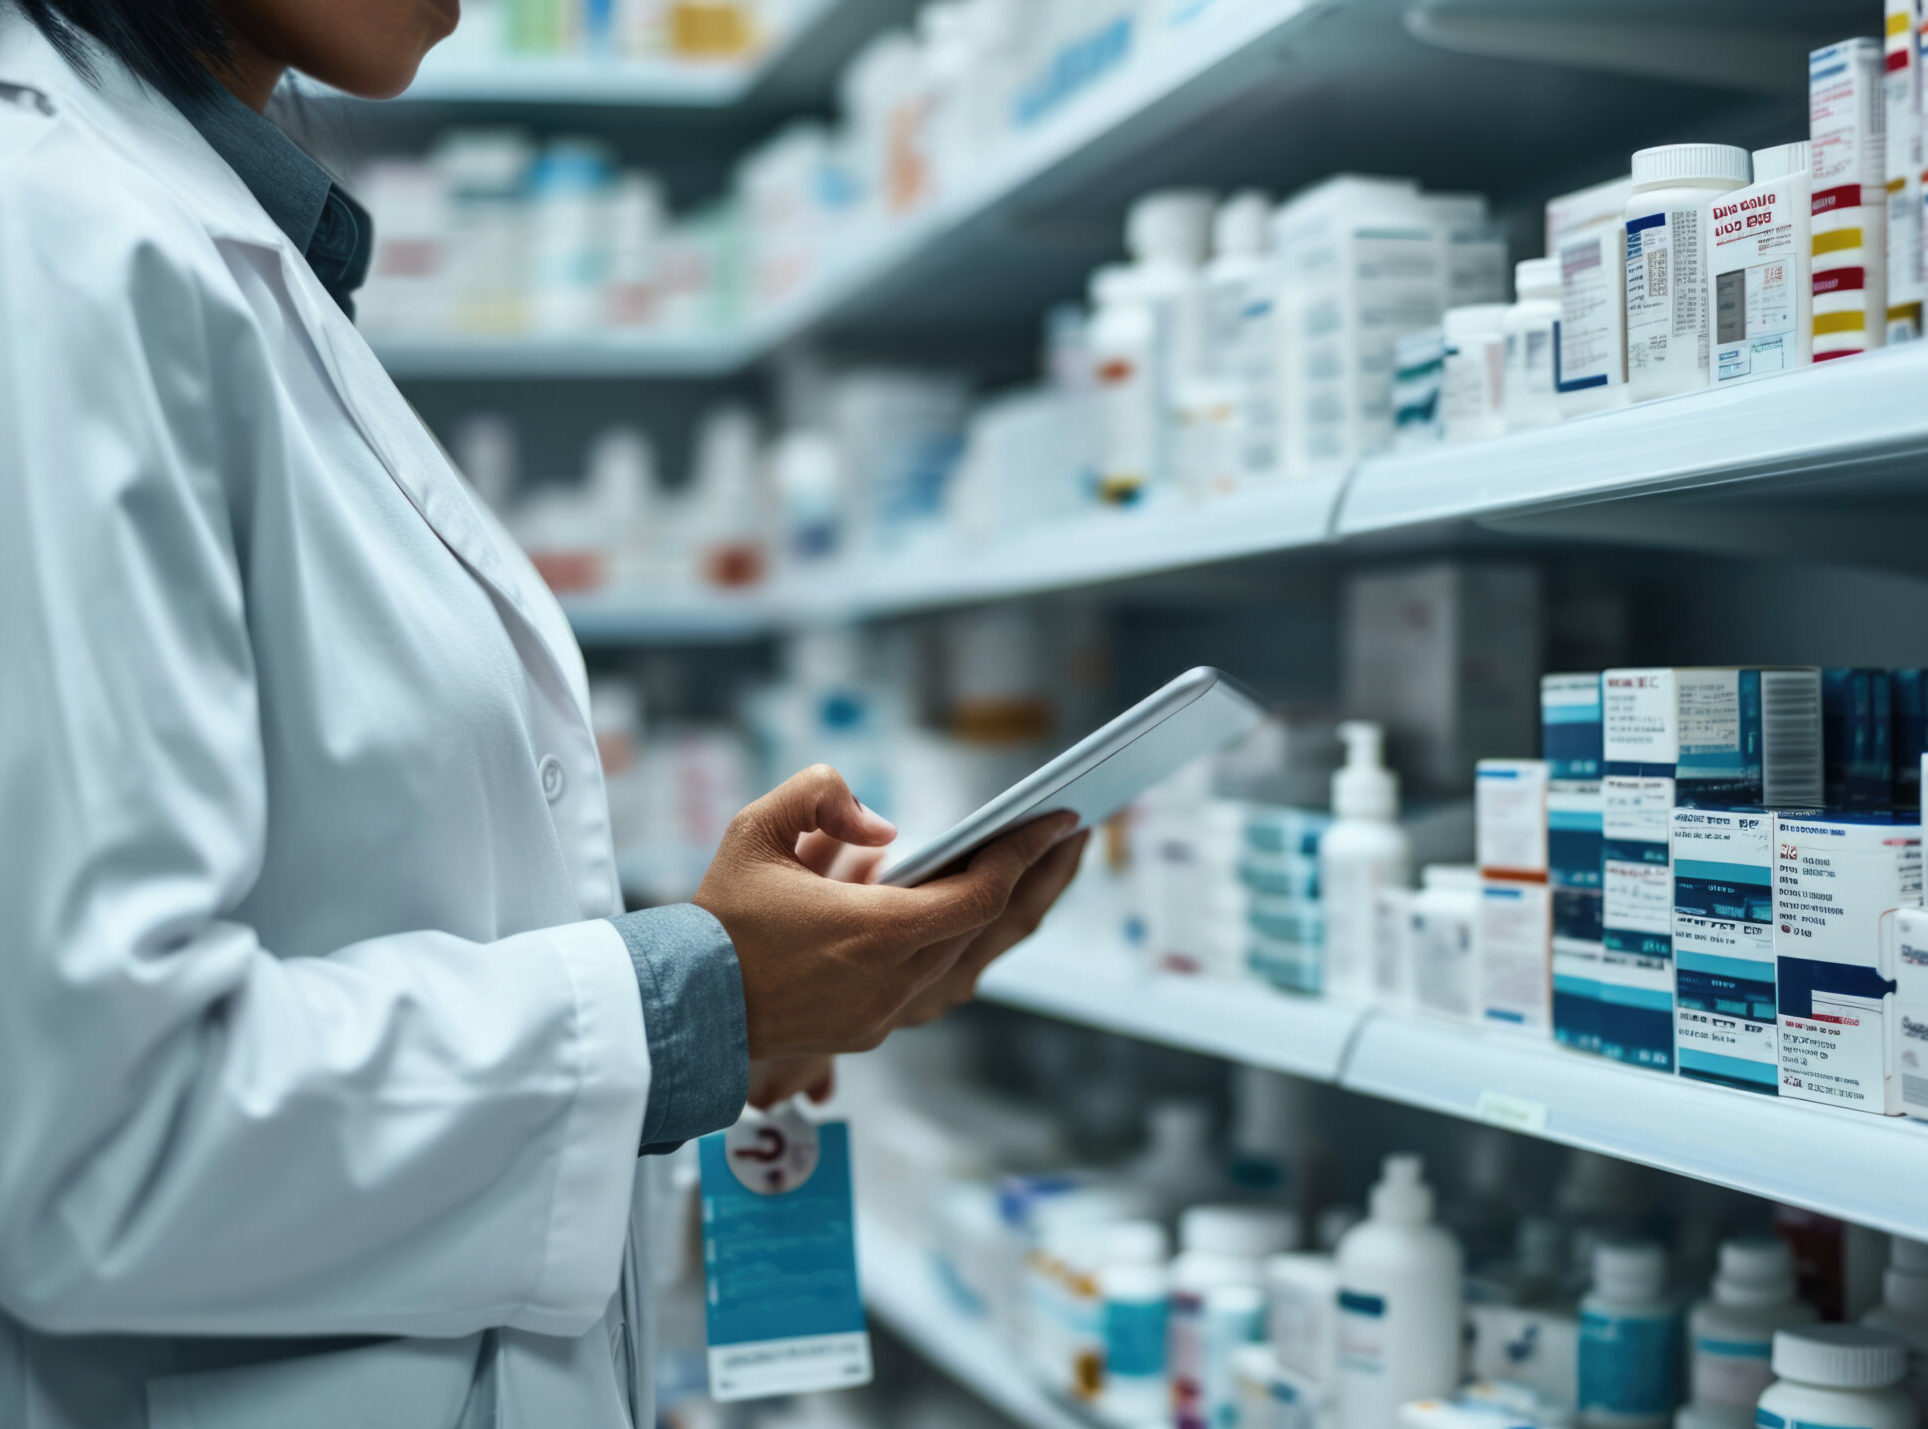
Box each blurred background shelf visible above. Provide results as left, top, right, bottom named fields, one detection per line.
left=859, top=1215, right=1098, bottom=1429
left=977, top=884, right=1362, bottom=1084
left=372, top=331, right=756, bottom=380
left=1340, top=1014, right=1928, bottom=1244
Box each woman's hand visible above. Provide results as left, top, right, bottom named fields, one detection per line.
left=694, top=765, right=1078, bottom=1061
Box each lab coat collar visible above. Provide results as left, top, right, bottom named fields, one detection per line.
left=0, top=14, right=583, bottom=721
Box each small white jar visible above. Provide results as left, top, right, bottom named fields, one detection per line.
left=1503, top=257, right=1562, bottom=431
left=1441, top=303, right=1510, bottom=443
left=1686, top=1236, right=1817, bottom=1413
left=1622, top=143, right=1751, bottom=402
left=1757, top=1326, right=1914, bottom=1429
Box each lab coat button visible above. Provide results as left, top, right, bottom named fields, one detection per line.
left=539, top=754, right=566, bottom=803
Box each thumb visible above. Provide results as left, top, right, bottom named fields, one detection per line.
left=743, top=764, right=897, bottom=856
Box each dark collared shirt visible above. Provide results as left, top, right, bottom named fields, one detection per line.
left=163, top=78, right=371, bottom=317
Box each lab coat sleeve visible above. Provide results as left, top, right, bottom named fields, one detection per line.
left=0, top=163, right=651, bottom=1339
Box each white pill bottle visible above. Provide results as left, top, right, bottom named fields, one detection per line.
left=1623, top=143, right=1752, bottom=401
left=1686, top=1236, right=1817, bottom=1420
left=1756, top=1326, right=1915, bottom=1429
left=1334, top=1155, right=1464, bottom=1429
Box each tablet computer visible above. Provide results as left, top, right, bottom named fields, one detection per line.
left=879, top=666, right=1267, bottom=888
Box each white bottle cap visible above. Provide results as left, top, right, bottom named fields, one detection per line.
left=1179, top=1205, right=1301, bottom=1260
left=1213, top=190, right=1273, bottom=258
left=1100, top=1260, right=1169, bottom=1301
left=1592, top=1241, right=1667, bottom=1300
left=1771, top=1326, right=1908, bottom=1388
left=1368, top=1154, right=1434, bottom=1226
left=1443, top=304, right=1509, bottom=341
left=1750, top=141, right=1810, bottom=183
left=1629, top=143, right=1751, bottom=191
left=1514, top=257, right=1561, bottom=301
left=1102, top=1219, right=1172, bottom=1267
left=1421, top=863, right=1481, bottom=892
left=1127, top=189, right=1216, bottom=266
left=1205, top=1281, right=1267, bottom=1317
left=1332, top=720, right=1398, bottom=820
left=1089, top=263, right=1138, bottom=307
left=1713, top=1236, right=1797, bottom=1307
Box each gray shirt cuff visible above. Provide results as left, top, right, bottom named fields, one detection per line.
left=607, top=904, right=749, bottom=1156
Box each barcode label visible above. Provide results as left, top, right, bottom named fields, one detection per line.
left=1760, top=669, right=1823, bottom=808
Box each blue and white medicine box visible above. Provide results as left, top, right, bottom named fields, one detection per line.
left=1774, top=812, right=1922, bottom=1116
left=1543, top=675, right=1607, bottom=1055
left=1893, top=670, right=1927, bottom=808
left=700, top=1113, right=873, bottom=1400
left=1823, top=668, right=1894, bottom=811
left=1589, top=668, right=1823, bottom=1074
left=1671, top=807, right=1780, bottom=1095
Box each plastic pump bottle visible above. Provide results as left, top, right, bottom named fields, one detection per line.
left=1861, top=1235, right=1928, bottom=1412
left=1579, top=1241, right=1680, bottom=1429
left=1623, top=143, right=1752, bottom=402
left=1682, top=1237, right=1818, bottom=1426
left=1334, top=1155, right=1464, bottom=1428
left=1319, top=721, right=1410, bottom=1005
left=1758, top=1327, right=1914, bottom=1429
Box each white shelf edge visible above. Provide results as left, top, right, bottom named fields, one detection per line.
left=860, top=1214, right=1097, bottom=1429
left=1339, top=1014, right=1928, bottom=1244
left=978, top=885, right=1362, bottom=1084
left=369, top=331, right=753, bottom=381
left=967, top=895, right=1928, bottom=1241
left=559, top=477, right=1342, bottom=640
left=1336, top=342, right=1928, bottom=536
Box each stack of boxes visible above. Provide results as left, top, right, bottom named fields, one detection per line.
left=1543, top=675, right=1607, bottom=1054
left=1475, top=759, right=1553, bottom=1031
left=1243, top=806, right=1333, bottom=995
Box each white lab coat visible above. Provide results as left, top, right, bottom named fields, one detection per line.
left=0, top=17, right=667, bottom=1428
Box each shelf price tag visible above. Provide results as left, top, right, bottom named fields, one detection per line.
left=1474, top=1090, right=1549, bottom=1133
left=700, top=1104, right=873, bottom=1402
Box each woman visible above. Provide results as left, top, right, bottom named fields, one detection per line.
left=0, top=3, right=1089, bottom=1426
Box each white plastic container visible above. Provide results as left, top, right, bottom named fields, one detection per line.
left=1684, top=1237, right=1818, bottom=1420
left=1503, top=257, right=1562, bottom=431
left=1089, top=264, right=1159, bottom=505
left=1411, top=865, right=1482, bottom=1024
left=1334, top=1155, right=1464, bottom=1429
left=1171, top=1207, right=1300, bottom=1429
left=1319, top=721, right=1412, bottom=1007
left=1708, top=142, right=1814, bottom=386
left=1441, top=304, right=1510, bottom=443
left=1126, top=189, right=1216, bottom=489
left=1201, top=1283, right=1268, bottom=1429
left=1203, top=190, right=1281, bottom=487
left=1551, top=175, right=1635, bottom=416
left=1861, top=1236, right=1928, bottom=1413
left=1100, top=1259, right=1170, bottom=1423
left=1758, top=1326, right=1914, bottom=1429
left=1266, top=1251, right=1339, bottom=1385
left=1578, top=1241, right=1681, bottom=1429
left=1810, top=39, right=1891, bottom=362
left=1623, top=143, right=1752, bottom=401
left=1393, top=328, right=1447, bottom=450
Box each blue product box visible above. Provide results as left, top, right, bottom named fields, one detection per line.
left=1894, top=670, right=1927, bottom=809
left=1671, top=807, right=1780, bottom=1095
left=1823, top=668, right=1893, bottom=811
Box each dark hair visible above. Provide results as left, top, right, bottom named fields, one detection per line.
left=10, top=0, right=230, bottom=93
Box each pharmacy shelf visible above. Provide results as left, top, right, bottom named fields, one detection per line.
left=1336, top=342, right=1928, bottom=567
left=859, top=1215, right=1097, bottom=1429
left=1340, top=1014, right=1928, bottom=1245
left=973, top=891, right=1928, bottom=1241
left=370, top=331, right=754, bottom=381
left=367, top=0, right=1331, bottom=381
left=978, top=884, right=1364, bottom=1084
left=558, top=476, right=1344, bottom=642
left=562, top=584, right=776, bottom=643
left=311, top=0, right=839, bottom=108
